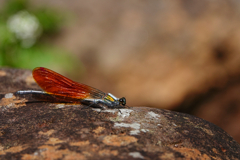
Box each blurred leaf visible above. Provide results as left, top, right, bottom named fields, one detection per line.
left=34, top=9, right=63, bottom=34
left=12, top=45, right=83, bottom=76
left=1, top=0, right=28, bottom=19
left=0, top=0, right=82, bottom=78
left=0, top=20, right=16, bottom=42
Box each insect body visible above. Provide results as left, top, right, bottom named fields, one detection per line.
left=16, top=67, right=126, bottom=109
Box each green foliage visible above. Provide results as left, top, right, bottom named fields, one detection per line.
left=34, top=9, right=63, bottom=34
left=1, top=0, right=28, bottom=18
left=0, top=0, right=82, bottom=75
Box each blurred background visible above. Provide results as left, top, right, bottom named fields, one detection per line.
left=1, top=0, right=240, bottom=143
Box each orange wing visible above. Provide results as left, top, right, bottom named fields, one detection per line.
left=32, top=67, right=105, bottom=99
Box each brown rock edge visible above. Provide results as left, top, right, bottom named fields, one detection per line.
left=0, top=68, right=240, bottom=159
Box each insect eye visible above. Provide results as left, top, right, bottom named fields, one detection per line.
left=119, top=97, right=126, bottom=106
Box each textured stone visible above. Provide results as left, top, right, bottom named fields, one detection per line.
left=0, top=68, right=239, bottom=159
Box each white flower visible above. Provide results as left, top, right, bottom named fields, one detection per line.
left=7, top=10, right=42, bottom=47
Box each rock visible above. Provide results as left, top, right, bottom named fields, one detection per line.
left=0, top=68, right=239, bottom=159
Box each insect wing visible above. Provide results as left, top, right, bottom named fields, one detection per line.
left=32, top=67, right=105, bottom=99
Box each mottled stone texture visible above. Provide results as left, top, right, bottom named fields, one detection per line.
left=0, top=68, right=239, bottom=159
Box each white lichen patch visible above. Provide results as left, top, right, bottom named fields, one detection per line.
left=92, top=108, right=133, bottom=119
left=102, top=109, right=118, bottom=113
left=118, top=109, right=133, bottom=119
left=92, top=108, right=102, bottom=112
left=5, top=93, right=14, bottom=98
left=114, top=123, right=143, bottom=135
left=140, top=129, right=149, bottom=133
left=129, top=152, right=145, bottom=159
left=56, top=104, right=65, bottom=108
left=130, top=130, right=140, bottom=135
left=114, top=122, right=140, bottom=130
left=92, top=108, right=117, bottom=113
left=145, top=111, right=160, bottom=119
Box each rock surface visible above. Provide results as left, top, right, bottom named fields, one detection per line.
left=0, top=68, right=240, bottom=159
